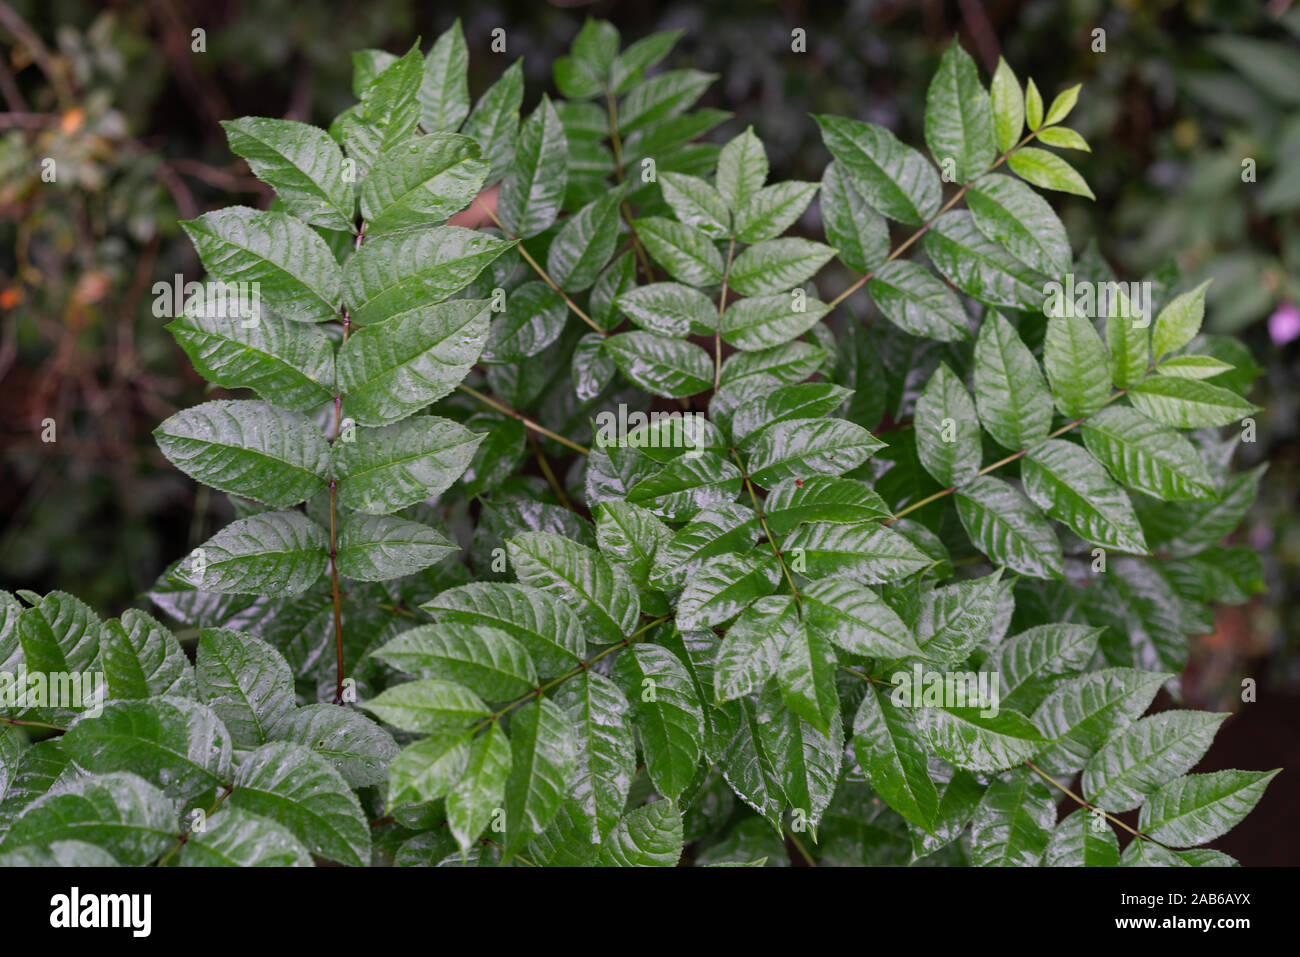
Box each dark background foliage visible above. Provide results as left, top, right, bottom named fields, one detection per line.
left=1, top=0, right=1296, bottom=863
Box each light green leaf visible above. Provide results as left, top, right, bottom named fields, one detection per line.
left=991, top=623, right=1102, bottom=712
left=1043, top=84, right=1081, bottom=126
left=362, top=677, right=489, bottom=734
left=618, top=69, right=713, bottom=134
left=387, top=731, right=470, bottom=807
left=1032, top=667, right=1168, bottom=776
left=1155, top=354, right=1235, bottom=379
left=419, top=19, right=470, bottom=132
left=463, top=59, right=524, bottom=182
left=919, top=705, right=1047, bottom=773
left=1007, top=147, right=1094, bottom=198
left=1035, top=126, right=1090, bottom=151
left=446, top=722, right=510, bottom=856
left=967, top=173, right=1071, bottom=275
left=659, top=172, right=730, bottom=238
left=1025, top=78, right=1044, bottom=130
left=716, top=126, right=768, bottom=211
left=990, top=57, right=1024, bottom=154
left=1043, top=315, right=1111, bottom=417
left=1081, top=406, right=1215, bottom=501
left=1152, top=280, right=1212, bottom=360
left=1128, top=376, right=1260, bottom=429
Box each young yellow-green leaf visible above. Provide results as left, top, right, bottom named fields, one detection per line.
left=1138, top=769, right=1280, bottom=848
left=973, top=311, right=1052, bottom=450
left=1151, top=279, right=1213, bottom=360
left=463, top=59, right=524, bottom=182
left=955, top=475, right=1064, bottom=580
left=420, top=19, right=470, bottom=132
left=1043, top=83, right=1081, bottom=126
left=716, top=126, right=767, bottom=211
left=820, top=161, right=890, bottom=273
left=915, top=362, right=982, bottom=487
left=335, top=513, right=456, bottom=581
left=374, top=623, right=536, bottom=701
left=1082, top=710, right=1228, bottom=813
left=63, top=697, right=231, bottom=804
left=1025, top=78, right=1043, bottom=130
left=508, top=531, right=640, bottom=646
left=196, top=627, right=295, bottom=748
left=633, top=216, right=725, bottom=286
left=924, top=41, right=996, bottom=182
left=1128, top=376, right=1260, bottom=429
left=852, top=682, right=939, bottom=830
left=499, top=95, right=568, bottom=238
left=728, top=239, right=837, bottom=297
left=362, top=677, right=489, bottom=734
left=1022, top=439, right=1148, bottom=553
left=868, top=259, right=970, bottom=341
left=659, top=172, right=730, bottom=238
left=229, top=741, right=369, bottom=866
left=337, top=299, right=491, bottom=426
left=1035, top=126, right=1090, bottom=151
left=220, top=117, right=355, bottom=232
left=1043, top=315, right=1111, bottom=417
left=154, top=400, right=330, bottom=507
left=733, top=181, right=819, bottom=243
left=503, top=697, right=576, bottom=854
left=165, top=301, right=334, bottom=413
left=1007, top=147, right=1094, bottom=198
left=334, top=416, right=482, bottom=514
left=359, top=133, right=488, bottom=232
left=616, top=282, right=716, bottom=338
left=814, top=114, right=942, bottom=225
left=925, top=210, right=1046, bottom=310
left=1080, top=405, right=1215, bottom=501
left=342, top=228, right=511, bottom=325
left=990, top=57, right=1024, bottom=154
left=967, top=173, right=1071, bottom=275
left=446, top=722, right=510, bottom=856
left=547, top=185, right=627, bottom=292
left=603, top=330, right=713, bottom=398
left=780, top=522, right=932, bottom=582
left=1156, top=354, right=1235, bottom=379
left=181, top=207, right=342, bottom=323
left=173, top=511, right=328, bottom=596
left=1042, top=807, right=1118, bottom=867
left=101, top=610, right=195, bottom=701
left=566, top=671, right=636, bottom=844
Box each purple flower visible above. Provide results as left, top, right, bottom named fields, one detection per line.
left=1268, top=302, right=1300, bottom=346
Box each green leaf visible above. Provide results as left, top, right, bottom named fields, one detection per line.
left=651, top=504, right=759, bottom=590
left=547, top=186, right=626, bottom=292
left=499, top=96, right=568, bottom=238
left=386, top=731, right=469, bottom=807
left=1152, top=280, right=1212, bottom=360
left=196, top=628, right=295, bottom=748
left=1025, top=78, right=1044, bottom=130
left=181, top=207, right=341, bottom=323
left=166, top=301, right=334, bottom=413
left=756, top=685, right=842, bottom=829
left=1035, top=126, right=1090, bottom=150
left=463, top=59, right=524, bottom=182
left=1042, top=807, right=1119, bottom=867
left=733, top=181, right=818, bottom=243
left=614, top=644, right=704, bottom=800
left=774, top=614, right=839, bottom=734
left=174, top=511, right=327, bottom=596
left=659, top=172, right=730, bottom=238
left=603, top=330, right=713, bottom=398
left=728, top=238, right=837, bottom=297
left=220, top=117, right=355, bottom=232
left=359, top=133, right=488, bottom=232
left=446, top=722, right=510, bottom=856
left=719, top=698, right=785, bottom=830
left=597, top=800, right=684, bottom=866
left=732, top=383, right=854, bottom=444
left=178, top=807, right=314, bottom=867
left=611, top=30, right=682, bottom=95
left=1022, top=439, right=1148, bottom=553
left=567, top=671, right=636, bottom=843
left=852, top=683, right=939, bottom=829
left=916, top=571, right=1012, bottom=664
left=595, top=500, right=672, bottom=589
left=970, top=768, right=1055, bottom=866
left=1128, top=376, right=1260, bottom=429
left=632, top=216, right=724, bottom=286
left=616, top=282, right=716, bottom=338
left=991, top=623, right=1103, bottom=712
left=101, top=610, right=195, bottom=700
left=780, top=522, right=932, bottom=582
left=814, top=114, right=942, bottom=225
left=0, top=772, right=176, bottom=865
left=572, top=331, right=616, bottom=401
left=745, top=417, right=883, bottom=487
left=508, top=531, right=639, bottom=645
left=820, top=161, right=889, bottom=273
left=920, top=705, right=1047, bottom=773
left=1043, top=315, right=1111, bottom=417
left=373, top=623, right=536, bottom=700
left=63, top=698, right=231, bottom=804
left=340, top=45, right=422, bottom=175
left=422, top=582, right=586, bottom=677
left=716, top=127, right=768, bottom=211
left=915, top=362, right=981, bottom=487
left=967, top=173, right=1071, bottom=275
left=1138, top=770, right=1280, bottom=848
left=713, top=595, right=793, bottom=702
left=342, top=228, right=510, bottom=325
left=336, top=513, right=456, bottom=581
left=420, top=19, right=470, bottom=132
left=990, top=57, right=1024, bottom=154
left=802, top=578, right=923, bottom=659
left=1043, top=84, right=1081, bottom=126
left=269, top=704, right=398, bottom=788
left=334, top=416, right=482, bottom=514
left=618, top=69, right=714, bottom=134
left=362, top=677, right=489, bottom=734
left=554, top=19, right=617, bottom=99
left=924, top=41, right=996, bottom=182
left=14, top=590, right=100, bottom=687
left=1032, top=667, right=1168, bottom=776
left=1081, top=406, right=1215, bottom=502
left=721, top=293, right=830, bottom=350
left=229, top=741, right=369, bottom=866
left=1082, top=710, right=1228, bottom=813
left=154, top=400, right=329, bottom=507
left=925, top=211, right=1046, bottom=311
left=1156, top=354, right=1235, bottom=379
left=1006, top=147, right=1094, bottom=198
left=503, top=697, right=575, bottom=853
left=676, top=553, right=780, bottom=630
left=867, top=260, right=970, bottom=341
left=954, top=475, right=1064, bottom=580
left=973, top=311, right=1052, bottom=450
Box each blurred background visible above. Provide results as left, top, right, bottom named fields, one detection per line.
left=0, top=0, right=1296, bottom=862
